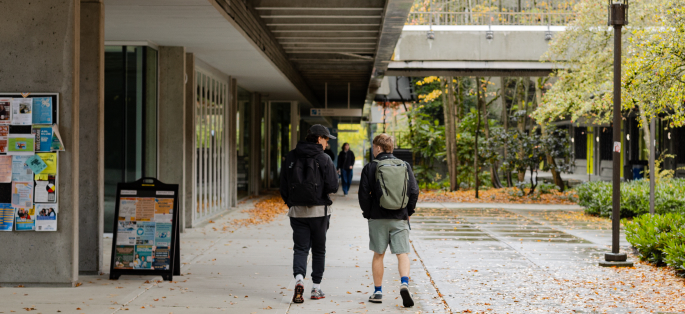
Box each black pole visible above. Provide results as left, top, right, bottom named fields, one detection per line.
left=611, top=23, right=622, bottom=255
left=602, top=0, right=632, bottom=267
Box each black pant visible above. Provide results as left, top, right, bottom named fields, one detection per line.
left=290, top=215, right=330, bottom=284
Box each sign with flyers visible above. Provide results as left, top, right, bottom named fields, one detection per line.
left=109, top=177, right=180, bottom=281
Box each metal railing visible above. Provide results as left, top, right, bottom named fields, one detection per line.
left=406, top=12, right=575, bottom=26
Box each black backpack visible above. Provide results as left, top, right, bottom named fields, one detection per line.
left=287, top=153, right=324, bottom=205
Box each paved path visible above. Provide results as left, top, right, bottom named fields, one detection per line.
left=2, top=184, right=681, bottom=313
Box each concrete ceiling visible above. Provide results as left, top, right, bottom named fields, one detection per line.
left=103, top=0, right=310, bottom=104
left=252, top=0, right=386, bottom=109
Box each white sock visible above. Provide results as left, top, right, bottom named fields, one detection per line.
left=312, top=283, right=321, bottom=290
left=295, top=274, right=304, bottom=282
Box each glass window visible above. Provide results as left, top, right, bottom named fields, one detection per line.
left=237, top=87, right=252, bottom=199
left=269, top=102, right=292, bottom=188
left=104, top=46, right=158, bottom=233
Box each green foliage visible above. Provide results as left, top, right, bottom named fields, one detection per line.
left=624, top=213, right=685, bottom=265
left=407, top=100, right=446, bottom=185
left=576, top=179, right=685, bottom=218
left=663, top=230, right=685, bottom=276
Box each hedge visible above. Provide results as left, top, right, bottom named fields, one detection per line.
left=624, top=213, right=685, bottom=276
left=575, top=179, right=685, bottom=218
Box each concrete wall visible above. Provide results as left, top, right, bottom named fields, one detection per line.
left=78, top=0, right=104, bottom=275
left=158, top=47, right=187, bottom=232
left=396, top=27, right=557, bottom=62
left=0, top=0, right=80, bottom=286
left=184, top=53, right=196, bottom=229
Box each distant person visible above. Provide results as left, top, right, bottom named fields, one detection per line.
left=337, top=143, right=355, bottom=196
left=323, top=143, right=335, bottom=162
left=280, top=124, right=339, bottom=303
left=358, top=133, right=419, bottom=307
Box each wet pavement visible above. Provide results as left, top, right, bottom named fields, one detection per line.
left=410, top=206, right=684, bottom=313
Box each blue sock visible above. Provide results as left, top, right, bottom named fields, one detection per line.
left=374, top=286, right=382, bottom=293
left=401, top=276, right=409, bottom=285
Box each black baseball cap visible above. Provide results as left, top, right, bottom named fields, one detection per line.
left=308, top=124, right=336, bottom=139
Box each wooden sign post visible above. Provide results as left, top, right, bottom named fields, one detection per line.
left=109, top=178, right=180, bottom=281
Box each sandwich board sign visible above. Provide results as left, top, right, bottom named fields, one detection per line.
left=109, top=178, right=180, bottom=281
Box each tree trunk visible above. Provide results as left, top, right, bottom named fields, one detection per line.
left=535, top=77, right=565, bottom=191
left=475, top=77, right=480, bottom=198
left=638, top=105, right=652, bottom=164
left=443, top=77, right=458, bottom=191
left=501, top=77, right=513, bottom=187
left=479, top=77, right=503, bottom=188
left=455, top=77, right=462, bottom=186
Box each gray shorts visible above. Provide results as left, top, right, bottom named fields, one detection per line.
left=368, top=219, right=410, bottom=255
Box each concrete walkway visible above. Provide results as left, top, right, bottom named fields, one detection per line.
left=0, top=185, right=446, bottom=314
left=2, top=184, right=682, bottom=313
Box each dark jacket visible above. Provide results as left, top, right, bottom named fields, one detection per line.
left=337, top=150, right=356, bottom=170
left=358, top=153, right=419, bottom=220
left=324, top=149, right=335, bottom=163
left=280, top=141, right=339, bottom=207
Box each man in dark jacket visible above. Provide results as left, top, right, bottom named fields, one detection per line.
left=280, top=124, right=338, bottom=303
left=336, top=143, right=356, bottom=196
left=358, top=133, right=419, bottom=307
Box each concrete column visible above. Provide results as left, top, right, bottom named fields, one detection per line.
left=0, top=0, right=80, bottom=286
left=184, top=53, right=196, bottom=229
left=229, top=78, right=238, bottom=207
left=249, top=93, right=262, bottom=195
left=158, top=47, right=186, bottom=232
left=290, top=101, right=299, bottom=150
left=78, top=0, right=104, bottom=275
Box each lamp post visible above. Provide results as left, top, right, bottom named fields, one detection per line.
left=600, top=0, right=633, bottom=268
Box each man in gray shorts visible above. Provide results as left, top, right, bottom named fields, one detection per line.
left=358, top=134, right=419, bottom=307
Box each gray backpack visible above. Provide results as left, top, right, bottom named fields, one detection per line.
left=373, top=158, right=409, bottom=210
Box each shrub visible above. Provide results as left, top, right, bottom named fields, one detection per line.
left=624, top=213, right=685, bottom=265
left=663, top=230, right=685, bottom=276
left=576, top=179, right=685, bottom=218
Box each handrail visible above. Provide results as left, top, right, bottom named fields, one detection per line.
left=406, top=12, right=576, bottom=26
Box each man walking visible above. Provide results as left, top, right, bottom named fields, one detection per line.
left=280, top=124, right=339, bottom=303
left=358, top=134, right=419, bottom=307
left=337, top=143, right=355, bottom=196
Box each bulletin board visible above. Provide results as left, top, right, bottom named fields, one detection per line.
left=109, top=178, right=180, bottom=281
left=0, top=93, right=62, bottom=233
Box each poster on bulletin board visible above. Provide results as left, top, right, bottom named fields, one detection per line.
left=109, top=178, right=180, bottom=281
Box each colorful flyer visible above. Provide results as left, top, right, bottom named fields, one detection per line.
left=32, top=125, right=52, bottom=152
left=119, top=197, right=137, bottom=221
left=135, top=221, right=156, bottom=245
left=134, top=245, right=154, bottom=269
left=34, top=175, right=56, bottom=203
left=0, top=98, right=11, bottom=124
left=35, top=204, right=57, bottom=231
left=11, top=155, right=32, bottom=182
left=26, top=155, right=47, bottom=174
left=34, top=153, right=56, bottom=180
left=32, top=97, right=52, bottom=125
left=0, top=125, right=8, bottom=153
left=11, top=181, right=33, bottom=209
left=154, top=223, right=172, bottom=247
left=152, top=247, right=170, bottom=271
left=14, top=206, right=35, bottom=231
left=154, top=198, right=174, bottom=223
left=0, top=203, right=14, bottom=231
left=50, top=124, right=64, bottom=151
left=0, top=155, right=12, bottom=183
left=114, top=246, right=135, bottom=269
left=116, top=221, right=136, bottom=245
left=135, top=197, right=155, bottom=221
left=11, top=98, right=32, bottom=125
left=7, top=134, right=35, bottom=156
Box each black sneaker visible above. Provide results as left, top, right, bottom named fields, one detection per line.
left=400, top=283, right=414, bottom=307
left=292, top=280, right=305, bottom=303
left=368, top=291, right=383, bottom=303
